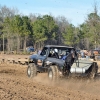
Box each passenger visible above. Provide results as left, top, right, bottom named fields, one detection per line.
left=54, top=48, right=59, bottom=58
left=86, top=50, right=90, bottom=59
left=38, top=49, right=41, bottom=55
left=61, top=52, right=68, bottom=60
left=61, top=55, right=67, bottom=60
left=80, top=50, right=85, bottom=58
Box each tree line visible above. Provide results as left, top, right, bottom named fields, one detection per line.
left=0, top=4, right=100, bottom=53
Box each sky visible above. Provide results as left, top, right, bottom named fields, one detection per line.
left=0, top=0, right=100, bottom=26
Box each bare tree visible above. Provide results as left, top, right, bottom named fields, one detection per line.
left=54, top=16, right=69, bottom=44
left=0, top=5, right=19, bottom=52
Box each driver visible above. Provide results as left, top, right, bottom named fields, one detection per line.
left=53, top=48, right=59, bottom=58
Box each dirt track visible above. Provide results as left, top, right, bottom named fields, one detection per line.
left=0, top=63, right=100, bottom=100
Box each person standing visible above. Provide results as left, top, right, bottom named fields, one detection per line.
left=38, top=49, right=41, bottom=55
left=80, top=50, right=85, bottom=58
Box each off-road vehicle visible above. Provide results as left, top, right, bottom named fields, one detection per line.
left=27, top=45, right=98, bottom=80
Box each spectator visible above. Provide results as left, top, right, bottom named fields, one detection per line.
left=91, top=51, right=95, bottom=60
left=38, top=49, right=41, bottom=55
left=86, top=50, right=90, bottom=59
left=80, top=50, right=85, bottom=58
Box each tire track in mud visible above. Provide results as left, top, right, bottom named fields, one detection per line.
left=0, top=76, right=70, bottom=100
left=0, top=64, right=100, bottom=100
left=0, top=76, right=100, bottom=100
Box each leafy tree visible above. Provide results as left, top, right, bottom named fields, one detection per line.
left=32, top=15, right=58, bottom=49
left=0, top=5, right=18, bottom=51
left=83, top=4, right=100, bottom=49
left=87, top=13, right=100, bottom=49
left=21, top=16, right=32, bottom=51
left=3, top=17, right=17, bottom=52
left=32, top=17, right=47, bottom=49
left=11, top=15, right=23, bottom=52
left=78, top=23, right=90, bottom=49
left=77, top=3, right=100, bottom=50
left=42, top=15, right=58, bottom=40
left=62, top=24, right=75, bottom=46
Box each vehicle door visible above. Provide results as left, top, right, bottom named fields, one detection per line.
left=37, top=47, right=49, bottom=66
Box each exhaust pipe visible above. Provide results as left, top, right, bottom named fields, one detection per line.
left=70, top=67, right=85, bottom=73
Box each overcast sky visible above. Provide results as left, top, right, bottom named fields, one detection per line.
left=0, top=0, right=100, bottom=26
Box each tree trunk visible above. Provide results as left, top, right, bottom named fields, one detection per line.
left=23, top=36, right=27, bottom=52
left=17, top=35, right=20, bottom=53
left=7, top=38, right=10, bottom=53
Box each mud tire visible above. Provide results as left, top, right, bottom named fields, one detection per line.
left=89, top=62, right=98, bottom=79
left=27, top=63, right=37, bottom=78
left=48, top=65, right=60, bottom=81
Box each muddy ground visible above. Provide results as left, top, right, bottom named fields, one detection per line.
left=0, top=63, right=100, bottom=100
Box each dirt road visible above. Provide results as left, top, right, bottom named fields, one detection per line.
left=0, top=63, right=100, bottom=100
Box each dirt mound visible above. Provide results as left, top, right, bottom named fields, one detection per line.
left=0, top=64, right=100, bottom=100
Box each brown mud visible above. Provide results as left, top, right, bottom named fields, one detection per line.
left=0, top=63, right=100, bottom=100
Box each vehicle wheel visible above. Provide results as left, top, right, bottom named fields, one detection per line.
left=27, top=63, right=37, bottom=78
left=89, top=62, right=97, bottom=79
left=48, top=65, right=59, bottom=81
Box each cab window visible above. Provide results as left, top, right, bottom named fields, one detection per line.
left=40, top=47, right=48, bottom=56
